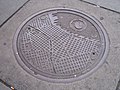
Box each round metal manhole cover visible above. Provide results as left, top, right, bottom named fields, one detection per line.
left=13, top=8, right=109, bottom=83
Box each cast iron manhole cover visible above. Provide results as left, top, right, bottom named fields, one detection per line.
left=13, top=8, right=109, bottom=83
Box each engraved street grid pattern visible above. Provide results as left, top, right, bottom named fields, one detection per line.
left=16, top=11, right=103, bottom=79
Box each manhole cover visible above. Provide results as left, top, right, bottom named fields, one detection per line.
left=13, top=8, right=109, bottom=83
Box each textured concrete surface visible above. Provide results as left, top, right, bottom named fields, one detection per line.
left=0, top=83, right=10, bottom=90
left=0, top=0, right=120, bottom=90
left=83, top=0, right=120, bottom=12
left=0, top=0, right=28, bottom=27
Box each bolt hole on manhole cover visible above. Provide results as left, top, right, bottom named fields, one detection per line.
left=13, top=8, right=109, bottom=83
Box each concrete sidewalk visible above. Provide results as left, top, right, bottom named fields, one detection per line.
left=0, top=0, right=120, bottom=90
left=0, top=82, right=10, bottom=90
left=0, top=0, right=29, bottom=27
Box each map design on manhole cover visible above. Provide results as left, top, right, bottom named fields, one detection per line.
left=13, top=8, right=109, bottom=83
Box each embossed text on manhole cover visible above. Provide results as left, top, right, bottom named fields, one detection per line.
left=13, top=8, right=109, bottom=83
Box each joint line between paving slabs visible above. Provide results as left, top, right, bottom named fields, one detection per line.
left=0, top=0, right=30, bottom=28
left=79, top=0, right=120, bottom=14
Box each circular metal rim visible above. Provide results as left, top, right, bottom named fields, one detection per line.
left=13, top=8, right=110, bottom=83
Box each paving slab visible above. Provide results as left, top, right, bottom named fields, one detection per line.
left=83, top=0, right=120, bottom=13
left=0, top=0, right=120, bottom=90
left=0, top=82, right=11, bottom=90
left=0, top=0, right=29, bottom=27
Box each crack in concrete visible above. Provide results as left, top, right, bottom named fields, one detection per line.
left=0, top=78, right=17, bottom=90
left=116, top=79, right=120, bottom=90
